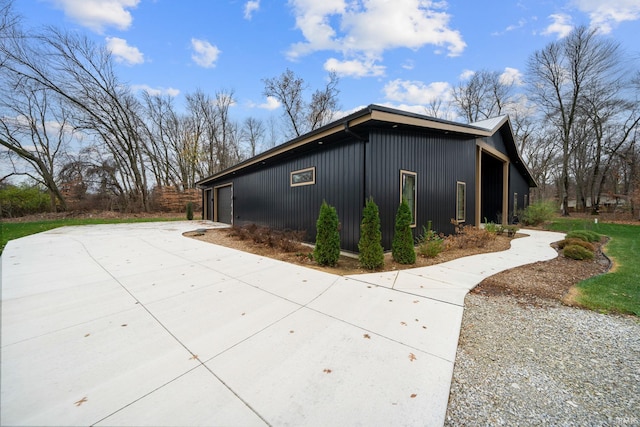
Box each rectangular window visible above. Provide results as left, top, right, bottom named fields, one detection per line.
left=514, top=192, right=518, bottom=213
left=400, top=170, right=417, bottom=227
left=456, top=181, right=466, bottom=223
left=524, top=194, right=528, bottom=208
left=290, top=167, right=315, bottom=187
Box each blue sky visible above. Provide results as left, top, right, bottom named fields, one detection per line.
left=14, top=0, right=640, bottom=122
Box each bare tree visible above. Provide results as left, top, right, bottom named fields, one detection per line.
left=263, top=69, right=305, bottom=138
left=212, top=89, right=241, bottom=170
left=186, top=89, right=242, bottom=176
left=242, top=116, right=265, bottom=157
left=141, top=92, right=180, bottom=188
left=0, top=4, right=70, bottom=210
left=1, top=26, right=152, bottom=211
left=521, top=125, right=561, bottom=202
left=423, top=97, right=454, bottom=121
left=307, top=71, right=340, bottom=131
left=265, top=115, right=280, bottom=148
left=263, top=68, right=340, bottom=139
left=579, top=70, right=640, bottom=213
left=527, top=25, right=622, bottom=215
left=451, top=70, right=513, bottom=123
left=0, top=0, right=16, bottom=44
left=0, top=83, right=72, bottom=210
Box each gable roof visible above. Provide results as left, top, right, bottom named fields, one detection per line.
left=197, top=104, right=535, bottom=187
left=470, top=115, right=536, bottom=187
left=470, top=115, right=508, bottom=131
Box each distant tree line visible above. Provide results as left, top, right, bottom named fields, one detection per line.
left=434, top=26, right=639, bottom=217
left=0, top=0, right=339, bottom=213
left=1, top=0, right=638, bottom=218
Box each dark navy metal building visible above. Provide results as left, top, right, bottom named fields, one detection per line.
left=197, top=105, right=535, bottom=253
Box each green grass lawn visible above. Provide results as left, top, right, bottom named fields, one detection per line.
left=1, top=217, right=182, bottom=255
left=547, top=218, right=640, bottom=316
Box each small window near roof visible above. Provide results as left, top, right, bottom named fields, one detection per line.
left=456, top=181, right=466, bottom=223
left=291, top=167, right=315, bottom=187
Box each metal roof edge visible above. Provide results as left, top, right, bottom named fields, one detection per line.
left=196, top=106, right=375, bottom=187
left=196, top=105, right=505, bottom=187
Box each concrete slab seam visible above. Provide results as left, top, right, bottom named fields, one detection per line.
left=91, top=364, right=203, bottom=426
left=343, top=276, right=466, bottom=308
left=71, top=236, right=274, bottom=426
left=200, top=275, right=343, bottom=365
left=0, top=305, right=140, bottom=349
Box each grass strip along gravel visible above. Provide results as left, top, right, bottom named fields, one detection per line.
left=0, top=217, right=181, bottom=255
left=548, top=218, right=640, bottom=316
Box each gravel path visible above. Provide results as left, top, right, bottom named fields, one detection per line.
left=445, top=294, right=640, bottom=426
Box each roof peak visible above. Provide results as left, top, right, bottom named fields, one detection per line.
left=469, top=115, right=508, bottom=131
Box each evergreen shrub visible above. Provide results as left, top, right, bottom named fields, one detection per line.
left=557, top=238, right=595, bottom=252
left=392, top=199, right=416, bottom=264
left=566, top=230, right=601, bottom=243
left=186, top=201, right=194, bottom=220
left=314, top=200, right=341, bottom=266
left=563, top=244, right=595, bottom=260
left=358, top=197, right=384, bottom=269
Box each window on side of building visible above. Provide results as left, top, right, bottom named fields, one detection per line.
left=400, top=170, right=417, bottom=227
left=290, top=167, right=315, bottom=187
left=514, top=192, right=518, bottom=214
left=456, top=181, right=466, bottom=223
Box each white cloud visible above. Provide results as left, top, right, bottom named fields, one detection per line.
left=324, top=57, right=385, bottom=78
left=402, top=59, right=415, bottom=70
left=257, top=96, right=281, bottom=110
left=459, top=69, right=475, bottom=80
left=131, top=84, right=180, bottom=97
left=492, top=18, right=527, bottom=36
left=106, top=37, right=144, bottom=65
left=573, top=0, right=640, bottom=33
left=500, top=67, right=524, bottom=86
left=542, top=13, right=574, bottom=39
left=244, top=0, right=260, bottom=20
left=287, top=0, right=466, bottom=73
left=191, top=38, right=221, bottom=68
left=383, top=79, right=452, bottom=104
left=48, top=0, right=139, bottom=33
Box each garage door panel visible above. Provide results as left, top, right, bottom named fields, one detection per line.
left=217, top=185, right=232, bottom=224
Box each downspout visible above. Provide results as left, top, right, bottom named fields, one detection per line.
left=344, top=121, right=369, bottom=208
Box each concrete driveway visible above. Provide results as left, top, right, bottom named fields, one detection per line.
left=0, top=221, right=563, bottom=426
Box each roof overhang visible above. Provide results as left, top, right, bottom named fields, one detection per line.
left=196, top=104, right=532, bottom=188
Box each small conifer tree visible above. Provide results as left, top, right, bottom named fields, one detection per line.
left=314, top=200, right=340, bottom=266
left=186, top=201, right=194, bottom=220
left=392, top=198, right=416, bottom=264
left=358, top=197, right=384, bottom=269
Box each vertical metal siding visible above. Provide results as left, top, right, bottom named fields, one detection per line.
left=509, top=163, right=530, bottom=221
left=484, top=131, right=508, bottom=154
left=368, top=129, right=477, bottom=249
left=203, top=127, right=487, bottom=253
left=225, top=139, right=364, bottom=252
